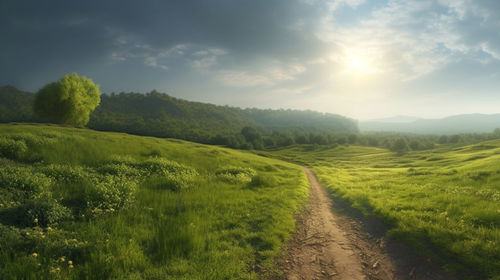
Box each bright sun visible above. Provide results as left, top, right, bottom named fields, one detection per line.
left=343, top=52, right=377, bottom=76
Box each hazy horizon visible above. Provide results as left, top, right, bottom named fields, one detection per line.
left=2, top=0, right=500, bottom=120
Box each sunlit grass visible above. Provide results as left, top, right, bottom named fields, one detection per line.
left=267, top=143, right=500, bottom=279
left=0, top=124, right=309, bottom=279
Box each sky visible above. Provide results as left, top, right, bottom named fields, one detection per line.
left=1, top=0, right=500, bottom=120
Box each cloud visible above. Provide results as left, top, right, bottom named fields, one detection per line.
left=217, top=63, right=306, bottom=87
left=190, top=48, right=227, bottom=70
left=315, top=0, right=500, bottom=81
left=217, top=71, right=273, bottom=87
left=318, top=1, right=454, bottom=80
left=1, top=0, right=500, bottom=119
left=144, top=56, right=168, bottom=71
left=0, top=0, right=327, bottom=88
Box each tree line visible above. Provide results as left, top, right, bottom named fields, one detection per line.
left=1, top=74, right=500, bottom=152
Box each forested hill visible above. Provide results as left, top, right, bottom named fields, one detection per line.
left=0, top=86, right=358, bottom=146
left=0, top=85, right=40, bottom=122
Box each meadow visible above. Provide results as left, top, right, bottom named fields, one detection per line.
left=0, top=123, right=309, bottom=279
left=266, top=143, right=500, bottom=279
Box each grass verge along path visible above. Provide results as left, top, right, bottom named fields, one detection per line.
left=266, top=143, right=500, bottom=280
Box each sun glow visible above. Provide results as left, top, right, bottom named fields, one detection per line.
left=346, top=54, right=376, bottom=75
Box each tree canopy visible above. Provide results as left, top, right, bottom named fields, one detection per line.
left=34, top=73, right=100, bottom=127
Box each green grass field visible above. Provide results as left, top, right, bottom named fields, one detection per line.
left=266, top=143, right=500, bottom=279
left=0, top=124, right=309, bottom=279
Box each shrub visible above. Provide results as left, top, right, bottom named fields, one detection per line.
left=133, top=157, right=197, bottom=177
left=0, top=167, right=52, bottom=201
left=18, top=198, right=72, bottom=227
left=38, top=164, right=89, bottom=183
left=215, top=166, right=256, bottom=184
left=8, top=133, right=58, bottom=146
left=0, top=137, right=28, bottom=160
left=86, top=176, right=137, bottom=215
left=96, top=163, right=141, bottom=177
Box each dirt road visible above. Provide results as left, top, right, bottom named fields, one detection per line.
left=277, top=167, right=457, bottom=280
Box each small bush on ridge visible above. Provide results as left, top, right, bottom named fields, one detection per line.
left=215, top=166, right=256, bottom=183
left=0, top=137, right=28, bottom=160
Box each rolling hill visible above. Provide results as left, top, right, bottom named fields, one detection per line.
left=0, top=123, right=309, bottom=279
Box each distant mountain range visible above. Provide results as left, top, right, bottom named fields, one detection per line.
left=360, top=114, right=500, bottom=134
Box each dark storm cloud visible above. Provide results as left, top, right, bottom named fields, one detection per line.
left=0, top=0, right=329, bottom=90
left=2, top=0, right=500, bottom=119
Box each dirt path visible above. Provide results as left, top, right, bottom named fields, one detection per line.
left=277, top=167, right=458, bottom=280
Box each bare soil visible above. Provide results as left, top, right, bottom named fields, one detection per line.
left=271, top=167, right=459, bottom=280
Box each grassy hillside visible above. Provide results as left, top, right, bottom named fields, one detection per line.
left=0, top=124, right=309, bottom=279
left=266, top=143, right=500, bottom=279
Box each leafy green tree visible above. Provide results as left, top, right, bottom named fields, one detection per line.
left=391, top=137, right=409, bottom=154
left=34, top=73, right=100, bottom=127
left=409, top=140, right=420, bottom=150
left=241, top=126, right=263, bottom=149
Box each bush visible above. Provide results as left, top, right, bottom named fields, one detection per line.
left=0, top=167, right=52, bottom=202
left=215, top=166, right=256, bottom=184
left=18, top=198, right=72, bottom=227
left=134, top=157, right=197, bottom=177
left=86, top=176, right=138, bottom=215
left=0, top=137, right=27, bottom=160
left=38, top=164, right=89, bottom=183
left=8, top=133, right=58, bottom=146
